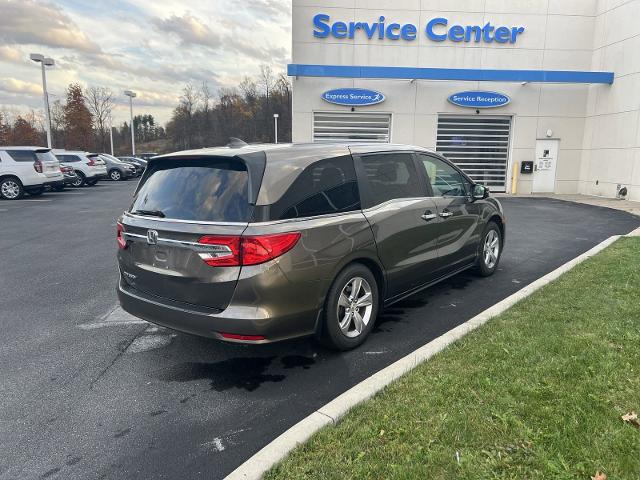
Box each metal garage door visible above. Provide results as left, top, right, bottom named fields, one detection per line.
left=313, top=112, right=391, bottom=143
left=436, top=115, right=512, bottom=192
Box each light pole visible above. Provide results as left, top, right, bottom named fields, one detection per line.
left=30, top=53, right=54, bottom=148
left=124, top=90, right=137, bottom=156
left=108, top=113, right=114, bottom=156
left=273, top=113, right=279, bottom=144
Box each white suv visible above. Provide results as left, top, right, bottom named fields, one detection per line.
left=0, top=147, right=64, bottom=200
left=54, top=151, right=108, bottom=187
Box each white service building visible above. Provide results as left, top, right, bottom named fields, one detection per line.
left=289, top=0, right=640, bottom=200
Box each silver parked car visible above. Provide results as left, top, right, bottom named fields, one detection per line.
left=117, top=143, right=505, bottom=350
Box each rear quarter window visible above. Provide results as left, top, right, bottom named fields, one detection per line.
left=131, top=158, right=251, bottom=223
left=6, top=150, right=37, bottom=162
left=358, top=153, right=425, bottom=208
left=258, top=155, right=361, bottom=221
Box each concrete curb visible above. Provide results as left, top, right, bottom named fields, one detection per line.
left=226, top=234, right=623, bottom=480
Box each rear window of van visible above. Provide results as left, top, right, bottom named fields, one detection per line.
left=130, top=158, right=251, bottom=222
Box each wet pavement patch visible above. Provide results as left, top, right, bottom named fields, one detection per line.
left=154, top=357, right=286, bottom=392
left=281, top=355, right=315, bottom=370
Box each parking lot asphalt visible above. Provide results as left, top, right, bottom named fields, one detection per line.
left=1, top=183, right=639, bottom=480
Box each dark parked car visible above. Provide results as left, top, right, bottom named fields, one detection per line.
left=99, top=154, right=136, bottom=181
left=136, top=152, right=157, bottom=161
left=117, top=144, right=505, bottom=350
left=118, top=156, right=147, bottom=174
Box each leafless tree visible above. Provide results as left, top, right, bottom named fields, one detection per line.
left=84, top=86, right=114, bottom=152
left=259, top=64, right=275, bottom=105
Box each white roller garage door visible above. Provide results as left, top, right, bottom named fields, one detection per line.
left=313, top=112, right=391, bottom=143
left=436, top=115, right=512, bottom=192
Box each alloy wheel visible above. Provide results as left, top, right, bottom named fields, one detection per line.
left=110, top=170, right=121, bottom=181
left=71, top=175, right=83, bottom=187
left=1, top=180, right=21, bottom=199
left=483, top=229, right=500, bottom=269
left=337, top=277, right=374, bottom=338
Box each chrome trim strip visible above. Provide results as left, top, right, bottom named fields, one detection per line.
left=248, top=210, right=365, bottom=227
left=124, top=211, right=247, bottom=226
left=122, top=232, right=226, bottom=252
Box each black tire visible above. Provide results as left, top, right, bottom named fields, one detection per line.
left=0, top=176, right=24, bottom=200
left=109, top=169, right=122, bottom=181
left=53, top=185, right=65, bottom=192
left=317, top=263, right=379, bottom=351
left=71, top=172, right=85, bottom=187
left=26, top=187, right=45, bottom=196
left=474, top=221, right=502, bottom=277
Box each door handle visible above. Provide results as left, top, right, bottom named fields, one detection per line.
left=421, top=212, right=437, bottom=221
left=439, top=211, right=453, bottom=218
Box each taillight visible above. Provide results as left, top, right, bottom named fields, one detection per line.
left=117, top=222, right=127, bottom=250
left=219, top=332, right=266, bottom=342
left=87, top=158, right=96, bottom=166
left=241, top=233, right=301, bottom=266
left=197, top=232, right=301, bottom=267
left=197, top=236, right=241, bottom=266
left=33, top=160, right=43, bottom=173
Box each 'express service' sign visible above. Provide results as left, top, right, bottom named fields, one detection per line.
left=448, top=91, right=510, bottom=108
left=322, top=88, right=385, bottom=106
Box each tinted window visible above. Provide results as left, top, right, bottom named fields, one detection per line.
left=265, top=155, right=360, bottom=220
left=7, top=150, right=37, bottom=162
left=359, top=153, right=424, bottom=207
left=131, top=158, right=250, bottom=222
left=56, top=155, right=80, bottom=163
left=419, top=155, right=467, bottom=197
left=8, top=150, right=58, bottom=163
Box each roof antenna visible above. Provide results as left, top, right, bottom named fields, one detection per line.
left=227, top=137, right=248, bottom=148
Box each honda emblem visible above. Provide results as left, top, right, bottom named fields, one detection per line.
left=147, top=230, right=158, bottom=245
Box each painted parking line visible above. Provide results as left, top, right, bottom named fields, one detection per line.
left=78, top=306, right=176, bottom=354
left=46, top=191, right=86, bottom=195
left=4, top=199, right=52, bottom=202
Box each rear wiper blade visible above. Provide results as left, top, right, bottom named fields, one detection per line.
left=132, top=209, right=165, bottom=218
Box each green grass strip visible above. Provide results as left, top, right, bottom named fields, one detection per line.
left=267, top=238, right=640, bottom=480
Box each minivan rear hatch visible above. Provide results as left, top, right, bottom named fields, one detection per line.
left=118, top=154, right=264, bottom=311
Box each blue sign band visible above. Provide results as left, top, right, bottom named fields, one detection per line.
left=448, top=91, right=510, bottom=108
left=322, top=88, right=385, bottom=106
left=288, top=64, right=615, bottom=85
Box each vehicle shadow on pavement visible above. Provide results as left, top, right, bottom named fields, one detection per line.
left=147, top=271, right=478, bottom=394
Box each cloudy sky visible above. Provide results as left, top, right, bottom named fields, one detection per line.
left=0, top=0, right=291, bottom=124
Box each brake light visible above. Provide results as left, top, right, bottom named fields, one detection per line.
left=87, top=156, right=98, bottom=166
left=197, top=232, right=301, bottom=267
left=116, top=222, right=127, bottom=250
left=241, top=233, right=302, bottom=266
left=33, top=160, right=43, bottom=173
left=197, top=236, right=241, bottom=266
left=219, top=332, right=266, bottom=341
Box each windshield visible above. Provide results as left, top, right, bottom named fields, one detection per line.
left=130, top=158, right=251, bottom=222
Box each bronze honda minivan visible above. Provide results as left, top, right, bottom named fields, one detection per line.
left=117, top=143, right=505, bottom=350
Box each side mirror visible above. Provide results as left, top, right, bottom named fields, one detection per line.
left=472, top=184, right=489, bottom=201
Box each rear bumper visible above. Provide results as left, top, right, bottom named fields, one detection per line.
left=44, top=179, right=64, bottom=188
left=117, top=277, right=320, bottom=344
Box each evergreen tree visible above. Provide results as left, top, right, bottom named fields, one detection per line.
left=63, top=83, right=93, bottom=150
